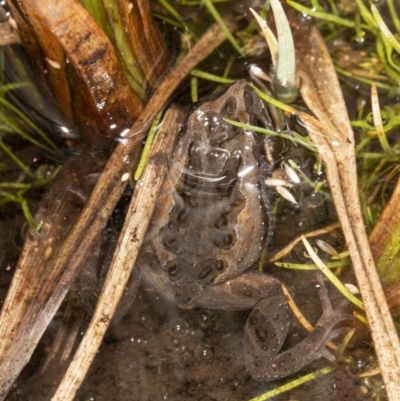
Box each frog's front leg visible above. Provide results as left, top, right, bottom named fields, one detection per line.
left=243, top=273, right=348, bottom=381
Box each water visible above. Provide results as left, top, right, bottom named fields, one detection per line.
left=2, top=0, right=396, bottom=399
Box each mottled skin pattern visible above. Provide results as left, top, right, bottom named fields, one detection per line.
left=137, top=81, right=348, bottom=380
left=140, top=81, right=275, bottom=307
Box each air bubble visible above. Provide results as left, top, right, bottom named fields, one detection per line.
left=199, top=310, right=214, bottom=329
left=168, top=319, right=189, bottom=337
left=194, top=343, right=214, bottom=361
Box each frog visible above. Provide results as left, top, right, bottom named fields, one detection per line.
left=135, top=80, right=348, bottom=381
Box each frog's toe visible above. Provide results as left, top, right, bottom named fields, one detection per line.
left=328, top=326, right=352, bottom=341
left=319, top=347, right=337, bottom=362
left=316, top=273, right=353, bottom=324
left=318, top=327, right=351, bottom=362
left=318, top=303, right=353, bottom=329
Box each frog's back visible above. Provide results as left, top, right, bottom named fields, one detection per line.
left=139, top=81, right=274, bottom=308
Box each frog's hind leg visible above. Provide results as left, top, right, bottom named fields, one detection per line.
left=243, top=290, right=291, bottom=379
left=187, top=271, right=284, bottom=310
left=311, top=273, right=353, bottom=361
left=243, top=273, right=351, bottom=381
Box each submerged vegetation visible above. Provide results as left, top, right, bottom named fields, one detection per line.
left=0, top=48, right=61, bottom=230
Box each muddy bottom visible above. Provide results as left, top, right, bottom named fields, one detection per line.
left=3, top=173, right=376, bottom=401
left=2, top=274, right=378, bottom=401
left=73, top=282, right=369, bottom=401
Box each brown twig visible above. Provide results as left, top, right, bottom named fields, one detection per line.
left=53, top=104, right=185, bottom=401
left=0, top=21, right=20, bottom=45
left=268, top=222, right=340, bottom=264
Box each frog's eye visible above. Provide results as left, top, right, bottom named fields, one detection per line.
left=243, top=86, right=256, bottom=110
left=220, top=97, right=237, bottom=118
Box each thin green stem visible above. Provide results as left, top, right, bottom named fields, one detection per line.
left=247, top=366, right=335, bottom=401
left=101, top=0, right=146, bottom=99
left=21, top=198, right=43, bottom=231
left=190, top=70, right=235, bottom=84
left=203, top=0, right=244, bottom=56
left=388, top=0, right=400, bottom=33
left=134, top=110, right=163, bottom=180
left=372, top=5, right=400, bottom=54
left=287, top=1, right=356, bottom=28
left=0, top=139, right=32, bottom=177
left=190, top=76, right=198, bottom=103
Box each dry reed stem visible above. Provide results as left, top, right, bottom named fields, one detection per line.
left=52, top=105, right=185, bottom=400
left=296, top=26, right=400, bottom=401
